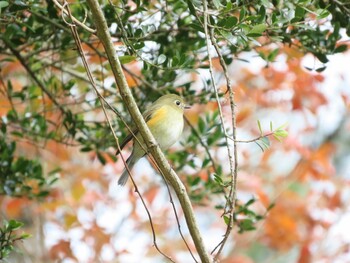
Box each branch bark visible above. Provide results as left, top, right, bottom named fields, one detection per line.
left=85, top=0, right=212, bottom=262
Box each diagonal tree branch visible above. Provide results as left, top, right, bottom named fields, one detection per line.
left=63, top=4, right=174, bottom=261
left=85, top=0, right=212, bottom=262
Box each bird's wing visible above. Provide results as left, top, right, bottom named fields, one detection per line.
left=115, top=104, right=162, bottom=156
left=115, top=130, right=135, bottom=155
left=143, top=103, right=162, bottom=122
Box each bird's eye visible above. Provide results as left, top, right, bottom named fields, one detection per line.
left=175, top=100, right=181, bottom=106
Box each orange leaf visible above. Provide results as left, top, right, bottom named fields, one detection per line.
left=236, top=106, right=252, bottom=123
left=297, top=242, right=311, bottom=263
left=5, top=198, right=29, bottom=218
left=144, top=187, right=159, bottom=204
left=50, top=240, right=75, bottom=260
left=263, top=192, right=306, bottom=251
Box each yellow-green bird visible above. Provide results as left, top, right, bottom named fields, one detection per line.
left=116, top=94, right=190, bottom=186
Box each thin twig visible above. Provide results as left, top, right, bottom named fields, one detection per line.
left=209, top=26, right=238, bottom=262
left=201, top=0, right=238, bottom=259
left=161, top=174, right=199, bottom=263
left=234, top=132, right=275, bottom=143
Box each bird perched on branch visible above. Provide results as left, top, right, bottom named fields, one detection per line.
left=116, top=94, right=190, bottom=186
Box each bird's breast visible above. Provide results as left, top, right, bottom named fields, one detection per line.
left=148, top=106, right=184, bottom=150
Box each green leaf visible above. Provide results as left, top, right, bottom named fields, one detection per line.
left=295, top=5, right=305, bottom=18
left=13, top=0, right=27, bottom=7
left=49, top=177, right=59, bottom=185
left=315, top=66, right=326, bottom=72
left=97, top=151, right=106, bottom=165
left=316, top=8, right=330, bottom=20
left=257, top=5, right=266, bottom=23
left=239, top=7, right=246, bottom=22
left=218, top=30, right=235, bottom=45
left=1, top=122, right=7, bottom=134
left=259, top=52, right=266, bottom=60
left=223, top=215, right=230, bottom=225
left=186, top=0, right=196, bottom=16
left=222, top=16, right=238, bottom=29
left=239, top=219, right=256, bottom=231
left=133, top=42, right=144, bottom=50
left=245, top=198, right=255, bottom=206
left=198, top=117, right=205, bottom=133
left=7, top=220, right=24, bottom=231
left=334, top=45, right=347, bottom=54
left=212, top=0, right=221, bottom=9
left=157, top=54, right=167, bottom=65
left=80, top=146, right=93, bottom=152
left=36, top=190, right=50, bottom=197
left=11, top=131, right=23, bottom=137
left=267, top=48, right=279, bottom=62
left=260, top=136, right=270, bottom=147
left=225, top=1, right=232, bottom=12
left=119, top=55, right=136, bottom=64
left=271, top=13, right=277, bottom=24
left=189, top=22, right=204, bottom=33
left=20, top=233, right=32, bottom=239
left=247, top=24, right=267, bottom=37
left=48, top=168, right=61, bottom=175
left=190, top=176, right=201, bottom=186
left=0, top=1, right=9, bottom=9
left=257, top=120, right=263, bottom=135
left=213, top=173, right=223, bottom=184
left=267, top=202, right=275, bottom=211
left=202, top=158, right=210, bottom=168
left=315, top=53, right=328, bottom=63
left=172, top=56, right=179, bottom=67
left=274, top=128, right=288, bottom=141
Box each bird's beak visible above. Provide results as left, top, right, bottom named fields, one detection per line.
left=184, top=104, right=191, bottom=109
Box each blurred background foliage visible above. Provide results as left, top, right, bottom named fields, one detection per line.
left=0, top=0, right=349, bottom=262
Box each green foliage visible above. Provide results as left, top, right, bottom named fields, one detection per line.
left=0, top=219, right=31, bottom=260
left=0, top=0, right=347, bottom=165
left=0, top=126, right=57, bottom=198
left=194, top=111, right=225, bottom=147
left=0, top=0, right=348, bottom=242
left=235, top=198, right=265, bottom=234
left=256, top=121, right=288, bottom=151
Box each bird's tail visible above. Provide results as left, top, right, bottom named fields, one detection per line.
left=118, top=153, right=137, bottom=186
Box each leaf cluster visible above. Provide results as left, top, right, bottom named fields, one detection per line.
left=0, top=123, right=57, bottom=198
left=0, top=219, right=30, bottom=260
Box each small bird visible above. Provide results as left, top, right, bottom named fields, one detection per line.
left=116, top=94, right=190, bottom=186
